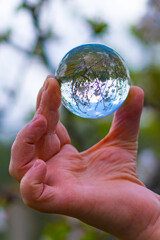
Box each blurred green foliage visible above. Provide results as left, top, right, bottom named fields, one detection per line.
left=80, top=224, right=111, bottom=240
left=131, top=66, right=160, bottom=108
left=0, top=143, right=12, bottom=185
left=40, top=219, right=112, bottom=240
left=86, top=18, right=108, bottom=36
left=41, top=221, right=71, bottom=240
left=61, top=108, right=111, bottom=151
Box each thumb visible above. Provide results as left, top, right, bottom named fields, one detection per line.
left=107, top=86, right=144, bottom=144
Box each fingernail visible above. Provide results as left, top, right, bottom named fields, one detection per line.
left=33, top=114, right=38, bottom=121
left=44, top=79, right=49, bottom=90
left=45, top=76, right=54, bottom=90
left=33, top=113, right=40, bottom=122
left=33, top=160, right=41, bottom=168
left=47, top=74, right=54, bottom=79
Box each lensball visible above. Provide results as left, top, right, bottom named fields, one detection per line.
left=56, top=44, right=131, bottom=119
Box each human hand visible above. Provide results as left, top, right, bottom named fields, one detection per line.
left=9, top=75, right=160, bottom=240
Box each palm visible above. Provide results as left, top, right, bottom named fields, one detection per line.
left=33, top=126, right=159, bottom=240
left=35, top=118, right=138, bottom=196
left=10, top=76, right=160, bottom=240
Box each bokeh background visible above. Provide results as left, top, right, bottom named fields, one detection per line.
left=0, top=0, right=160, bottom=239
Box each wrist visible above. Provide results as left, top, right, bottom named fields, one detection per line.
left=118, top=212, right=160, bottom=240
left=119, top=224, right=160, bottom=240
left=137, top=218, right=160, bottom=240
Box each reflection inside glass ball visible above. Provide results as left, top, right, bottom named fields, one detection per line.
left=56, top=44, right=131, bottom=119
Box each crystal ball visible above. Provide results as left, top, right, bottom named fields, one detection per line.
left=56, top=44, right=131, bottom=119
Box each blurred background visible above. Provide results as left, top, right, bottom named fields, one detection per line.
left=0, top=0, right=160, bottom=239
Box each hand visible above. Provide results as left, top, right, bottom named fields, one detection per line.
left=9, top=75, right=160, bottom=240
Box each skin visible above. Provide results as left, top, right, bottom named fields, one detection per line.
left=9, top=75, right=160, bottom=240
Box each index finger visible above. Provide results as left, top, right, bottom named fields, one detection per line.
left=36, top=75, right=52, bottom=110
left=37, top=75, right=61, bottom=133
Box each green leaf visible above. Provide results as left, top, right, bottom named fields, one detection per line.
left=86, top=18, right=108, bottom=36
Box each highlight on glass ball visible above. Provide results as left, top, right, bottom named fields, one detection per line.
left=55, top=44, right=131, bottom=119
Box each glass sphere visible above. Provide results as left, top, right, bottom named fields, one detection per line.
left=56, top=44, right=131, bottom=119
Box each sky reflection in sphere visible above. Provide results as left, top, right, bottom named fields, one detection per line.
left=56, top=44, right=131, bottom=119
